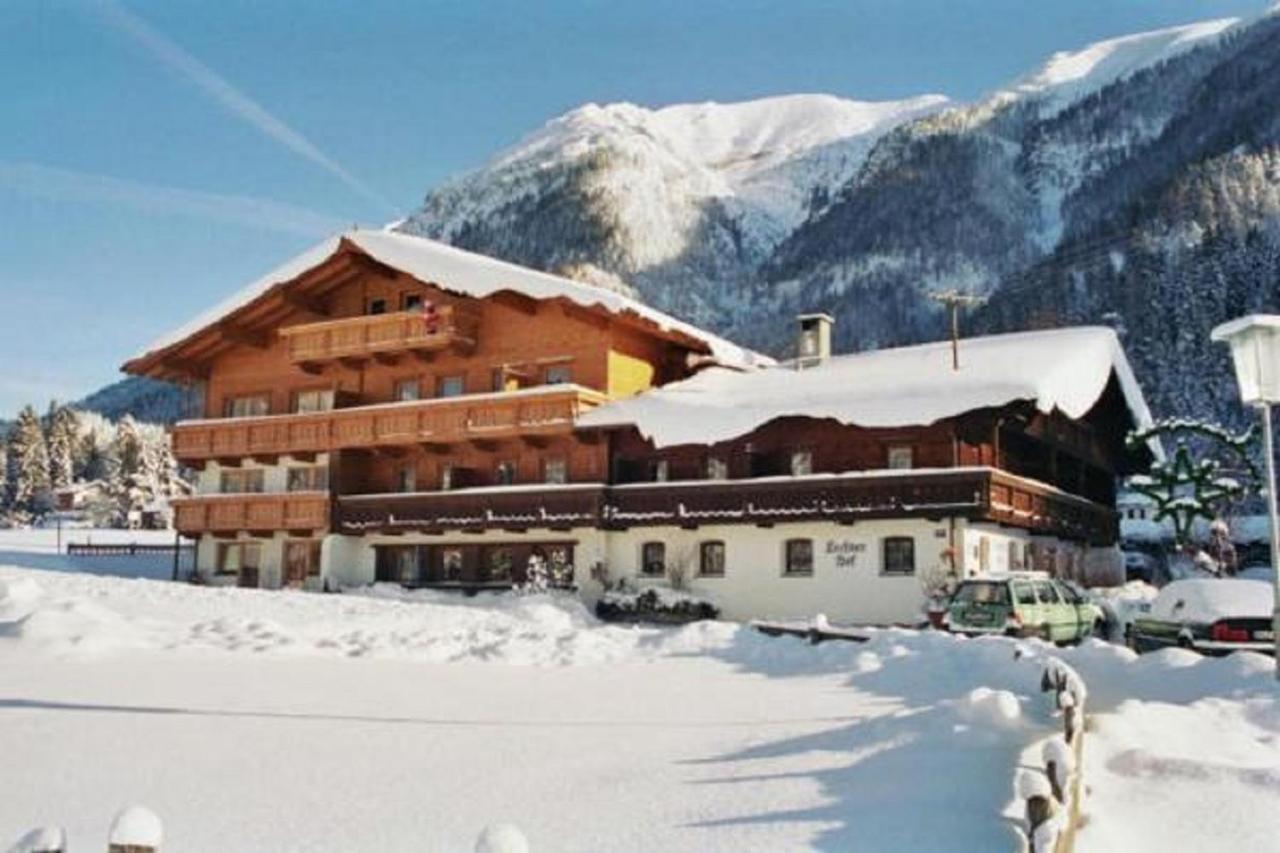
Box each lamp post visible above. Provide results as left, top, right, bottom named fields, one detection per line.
left=1211, top=314, right=1280, bottom=674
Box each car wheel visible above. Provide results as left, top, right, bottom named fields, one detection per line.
left=1039, top=624, right=1053, bottom=643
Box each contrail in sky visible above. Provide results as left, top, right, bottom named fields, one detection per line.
left=95, top=0, right=391, bottom=212
left=0, top=161, right=347, bottom=237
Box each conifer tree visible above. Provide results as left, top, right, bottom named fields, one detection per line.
left=45, top=403, right=78, bottom=490
left=8, top=405, right=52, bottom=517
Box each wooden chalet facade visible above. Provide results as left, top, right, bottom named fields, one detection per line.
left=125, top=230, right=1154, bottom=624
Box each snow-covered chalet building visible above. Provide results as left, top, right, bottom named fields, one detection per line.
left=124, top=229, right=1156, bottom=624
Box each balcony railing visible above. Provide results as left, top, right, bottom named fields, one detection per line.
left=171, top=386, right=609, bottom=462
left=173, top=493, right=330, bottom=535
left=278, top=306, right=480, bottom=366
left=333, top=468, right=1118, bottom=545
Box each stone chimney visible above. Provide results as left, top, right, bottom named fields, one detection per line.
left=796, top=313, right=834, bottom=368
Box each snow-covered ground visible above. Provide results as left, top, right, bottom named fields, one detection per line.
left=1, top=532, right=1275, bottom=852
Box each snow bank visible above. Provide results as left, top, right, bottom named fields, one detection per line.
left=581, top=326, right=1155, bottom=448
left=4, top=826, right=65, bottom=853
left=1147, top=578, right=1272, bottom=623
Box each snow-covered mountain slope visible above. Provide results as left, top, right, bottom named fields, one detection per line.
left=396, top=93, right=948, bottom=327
left=998, top=16, right=1243, bottom=117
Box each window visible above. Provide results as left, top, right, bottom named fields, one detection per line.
left=394, top=378, right=420, bottom=402
left=375, top=545, right=419, bottom=584
left=1008, top=541, right=1023, bottom=571
left=397, top=465, right=416, bottom=493
left=220, top=468, right=264, bottom=494
left=1013, top=582, right=1037, bottom=605
left=790, top=450, right=813, bottom=476
left=699, top=541, right=726, bottom=577
left=367, top=298, right=387, bottom=315
left=287, top=465, right=328, bottom=492
left=440, top=465, right=455, bottom=491
left=977, top=537, right=990, bottom=572
left=495, top=461, right=516, bottom=486
left=653, top=459, right=669, bottom=482
left=486, top=546, right=514, bottom=582
left=882, top=537, right=916, bottom=575
left=223, top=394, right=270, bottom=418
left=217, top=542, right=261, bottom=576
left=706, top=456, right=728, bottom=480
left=543, top=458, right=567, bottom=485
left=784, top=539, right=813, bottom=576
left=437, top=375, right=465, bottom=397
left=492, top=368, right=508, bottom=392
left=292, top=389, right=334, bottom=414
left=641, top=541, right=666, bottom=576
left=402, top=292, right=423, bottom=311
left=440, top=547, right=464, bottom=582
left=1033, top=581, right=1060, bottom=604
left=887, top=445, right=914, bottom=470
left=544, top=363, right=572, bottom=385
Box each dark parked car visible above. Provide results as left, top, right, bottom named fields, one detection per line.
left=1127, top=579, right=1274, bottom=655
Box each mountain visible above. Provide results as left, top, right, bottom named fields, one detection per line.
left=397, top=93, right=950, bottom=329
left=395, top=7, right=1280, bottom=428
left=73, top=377, right=189, bottom=425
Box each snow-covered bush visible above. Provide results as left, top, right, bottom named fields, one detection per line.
left=595, top=587, right=719, bottom=624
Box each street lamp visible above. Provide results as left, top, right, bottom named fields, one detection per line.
left=1211, top=314, right=1280, bottom=672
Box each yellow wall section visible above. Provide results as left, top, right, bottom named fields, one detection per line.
left=607, top=349, right=656, bottom=398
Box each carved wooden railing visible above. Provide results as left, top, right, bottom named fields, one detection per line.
left=277, top=306, right=480, bottom=365
left=334, top=468, right=1118, bottom=544
left=172, top=493, right=331, bottom=534
left=170, top=386, right=609, bottom=461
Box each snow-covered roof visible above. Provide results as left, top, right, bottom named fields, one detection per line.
left=129, top=229, right=767, bottom=371
left=579, top=326, right=1155, bottom=448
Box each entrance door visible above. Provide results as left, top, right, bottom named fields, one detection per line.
left=284, top=541, right=319, bottom=588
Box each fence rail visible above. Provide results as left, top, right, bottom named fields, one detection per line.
left=1020, top=657, right=1088, bottom=853
left=66, top=542, right=192, bottom=557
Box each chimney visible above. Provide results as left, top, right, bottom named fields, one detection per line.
left=796, top=313, right=834, bottom=368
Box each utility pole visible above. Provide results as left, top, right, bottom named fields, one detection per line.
left=929, top=289, right=988, bottom=370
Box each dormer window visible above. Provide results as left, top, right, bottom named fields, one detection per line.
left=706, top=456, right=728, bottom=480
left=790, top=450, right=813, bottom=476
left=544, top=364, right=572, bottom=385
left=367, top=298, right=387, bottom=316
left=887, top=445, right=914, bottom=470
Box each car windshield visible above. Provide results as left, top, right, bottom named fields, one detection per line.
left=954, top=582, right=1009, bottom=605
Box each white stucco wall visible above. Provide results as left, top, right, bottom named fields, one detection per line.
left=601, top=519, right=955, bottom=626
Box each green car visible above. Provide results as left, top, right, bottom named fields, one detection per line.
left=943, top=573, right=1104, bottom=643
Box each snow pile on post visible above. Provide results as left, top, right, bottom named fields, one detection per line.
left=4, top=826, right=65, bottom=853
left=475, top=823, right=529, bottom=853
left=580, top=326, right=1155, bottom=448
left=107, top=805, right=163, bottom=851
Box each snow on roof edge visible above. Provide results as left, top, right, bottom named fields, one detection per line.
left=581, top=326, right=1159, bottom=453
left=127, top=229, right=768, bottom=371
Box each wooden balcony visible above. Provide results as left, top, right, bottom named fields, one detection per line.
left=334, top=468, right=1118, bottom=545
left=278, top=306, right=480, bottom=369
left=337, top=485, right=608, bottom=534
left=173, top=493, right=330, bottom=535
left=171, top=386, right=609, bottom=463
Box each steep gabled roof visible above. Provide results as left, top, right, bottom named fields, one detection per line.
left=580, top=326, right=1156, bottom=451
left=124, top=229, right=769, bottom=378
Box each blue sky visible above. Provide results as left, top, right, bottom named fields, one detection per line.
left=0, top=0, right=1265, bottom=417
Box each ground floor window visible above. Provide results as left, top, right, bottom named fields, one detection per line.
left=641, top=541, right=666, bottom=576
left=882, top=537, right=916, bottom=575
left=375, top=545, right=420, bottom=584
left=284, top=540, right=321, bottom=586
left=784, top=538, right=813, bottom=576
left=699, top=541, right=726, bottom=577
left=217, top=541, right=262, bottom=587
left=485, top=546, right=515, bottom=582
